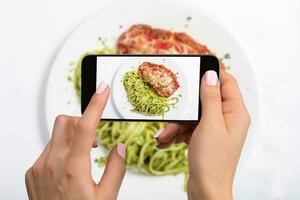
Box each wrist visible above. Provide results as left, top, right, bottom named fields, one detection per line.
left=187, top=177, right=233, bottom=200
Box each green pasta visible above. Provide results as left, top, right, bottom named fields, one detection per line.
left=72, top=47, right=188, bottom=190
left=123, top=70, right=179, bottom=116
left=96, top=122, right=188, bottom=176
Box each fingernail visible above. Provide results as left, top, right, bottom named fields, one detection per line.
left=205, top=70, right=218, bottom=86
left=154, top=128, right=164, bottom=138
left=96, top=81, right=108, bottom=94
left=117, top=143, right=126, bottom=159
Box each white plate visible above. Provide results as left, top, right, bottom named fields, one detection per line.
left=112, top=57, right=189, bottom=120
left=45, top=1, right=260, bottom=199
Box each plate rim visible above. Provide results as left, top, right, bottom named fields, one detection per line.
left=111, top=57, right=190, bottom=120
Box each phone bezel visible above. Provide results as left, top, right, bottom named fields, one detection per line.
left=81, top=54, right=220, bottom=122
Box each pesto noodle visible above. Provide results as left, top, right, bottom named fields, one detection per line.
left=123, top=70, right=179, bottom=116
left=96, top=122, right=188, bottom=176
left=72, top=47, right=188, bottom=190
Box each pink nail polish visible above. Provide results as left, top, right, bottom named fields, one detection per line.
left=117, top=143, right=126, bottom=159
left=205, top=70, right=218, bottom=86
left=154, top=128, right=164, bottom=138
left=96, top=81, right=108, bottom=94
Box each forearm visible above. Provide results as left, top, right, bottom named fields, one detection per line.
left=187, top=178, right=233, bottom=200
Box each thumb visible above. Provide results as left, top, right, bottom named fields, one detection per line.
left=97, top=144, right=126, bottom=200
left=200, top=70, right=222, bottom=121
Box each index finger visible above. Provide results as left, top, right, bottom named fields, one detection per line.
left=71, top=81, right=109, bottom=156
left=155, top=123, right=193, bottom=143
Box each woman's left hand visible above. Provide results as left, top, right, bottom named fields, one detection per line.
left=25, top=82, right=126, bottom=200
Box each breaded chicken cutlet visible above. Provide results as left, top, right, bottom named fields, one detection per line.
left=138, top=62, right=179, bottom=98
left=117, top=24, right=212, bottom=55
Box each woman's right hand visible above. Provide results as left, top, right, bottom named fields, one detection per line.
left=155, top=70, right=251, bottom=200
left=25, top=82, right=126, bottom=200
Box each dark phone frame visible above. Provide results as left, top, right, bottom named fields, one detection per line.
left=81, top=54, right=220, bottom=122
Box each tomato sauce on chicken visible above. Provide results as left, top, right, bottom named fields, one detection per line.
left=138, top=62, right=180, bottom=98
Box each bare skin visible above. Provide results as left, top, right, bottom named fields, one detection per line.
left=155, top=70, right=251, bottom=200
left=26, top=70, right=250, bottom=200
left=25, top=83, right=126, bottom=200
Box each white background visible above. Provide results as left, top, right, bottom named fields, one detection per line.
left=97, top=56, right=200, bottom=120
left=0, top=0, right=300, bottom=199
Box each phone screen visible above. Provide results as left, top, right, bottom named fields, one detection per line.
left=96, top=55, right=201, bottom=121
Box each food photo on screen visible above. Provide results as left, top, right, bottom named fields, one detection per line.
left=96, top=56, right=201, bottom=121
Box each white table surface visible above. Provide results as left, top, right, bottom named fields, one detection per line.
left=0, top=0, right=299, bottom=199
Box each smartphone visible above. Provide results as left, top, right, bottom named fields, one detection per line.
left=81, top=54, right=219, bottom=122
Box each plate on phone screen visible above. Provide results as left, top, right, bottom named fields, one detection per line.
left=112, top=57, right=189, bottom=120
left=45, top=1, right=259, bottom=199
